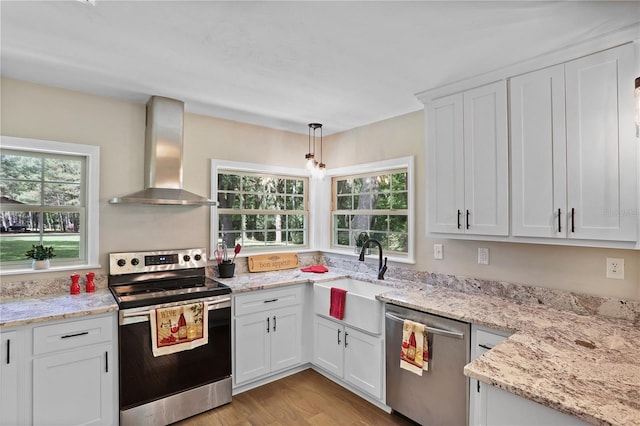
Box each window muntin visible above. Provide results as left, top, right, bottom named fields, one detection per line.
left=217, top=170, right=308, bottom=251
left=0, top=137, right=99, bottom=273
left=332, top=169, right=409, bottom=255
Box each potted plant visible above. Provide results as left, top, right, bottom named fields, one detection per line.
left=25, top=244, right=55, bottom=270
left=354, top=231, right=370, bottom=255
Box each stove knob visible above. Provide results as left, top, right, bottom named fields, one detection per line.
left=131, top=258, right=140, bottom=266
left=194, top=254, right=202, bottom=261
left=183, top=255, right=191, bottom=262
left=117, top=259, right=126, bottom=267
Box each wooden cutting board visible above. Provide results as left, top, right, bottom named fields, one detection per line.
left=247, top=253, right=299, bottom=272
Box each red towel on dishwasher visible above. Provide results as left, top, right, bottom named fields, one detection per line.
left=329, top=287, right=347, bottom=320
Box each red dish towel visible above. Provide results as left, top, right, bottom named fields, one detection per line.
left=329, top=287, right=347, bottom=320
left=301, top=265, right=329, bottom=273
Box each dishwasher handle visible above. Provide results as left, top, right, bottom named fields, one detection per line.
left=385, top=312, right=465, bottom=340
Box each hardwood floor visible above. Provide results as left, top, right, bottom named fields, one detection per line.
left=175, top=369, right=416, bottom=426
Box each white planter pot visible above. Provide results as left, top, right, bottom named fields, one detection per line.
left=32, top=259, right=50, bottom=270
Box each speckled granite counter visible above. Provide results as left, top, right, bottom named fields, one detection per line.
left=377, top=287, right=640, bottom=426
left=0, top=289, right=118, bottom=328
left=2, top=266, right=638, bottom=425
left=213, top=268, right=351, bottom=292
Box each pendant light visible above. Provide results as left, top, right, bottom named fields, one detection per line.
left=306, top=123, right=326, bottom=179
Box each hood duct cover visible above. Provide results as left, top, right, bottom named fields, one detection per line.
left=109, top=96, right=216, bottom=206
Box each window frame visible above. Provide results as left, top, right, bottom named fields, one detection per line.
left=0, top=136, right=100, bottom=275
left=326, top=156, right=415, bottom=264
left=210, top=159, right=311, bottom=259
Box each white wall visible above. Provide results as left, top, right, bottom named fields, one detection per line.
left=2, top=77, right=639, bottom=300
left=0, top=78, right=308, bottom=280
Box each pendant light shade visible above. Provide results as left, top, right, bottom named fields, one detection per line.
left=306, top=123, right=326, bottom=179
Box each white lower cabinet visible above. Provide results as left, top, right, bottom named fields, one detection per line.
left=470, top=325, right=587, bottom=426
left=0, top=312, right=117, bottom=426
left=313, top=315, right=383, bottom=400
left=233, top=286, right=303, bottom=386
left=33, top=344, right=113, bottom=426
left=0, top=330, right=20, bottom=426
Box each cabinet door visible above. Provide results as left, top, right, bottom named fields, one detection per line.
left=484, top=385, right=588, bottom=426
left=511, top=65, right=567, bottom=238
left=565, top=43, right=637, bottom=241
left=234, top=312, right=270, bottom=385
left=463, top=81, right=509, bottom=236
left=427, top=93, right=465, bottom=234
left=343, top=326, right=383, bottom=400
left=0, top=330, right=19, bottom=426
left=32, top=344, right=113, bottom=426
left=270, top=306, right=302, bottom=373
left=313, top=315, right=343, bottom=377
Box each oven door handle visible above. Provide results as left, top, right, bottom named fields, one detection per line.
left=120, top=297, right=231, bottom=325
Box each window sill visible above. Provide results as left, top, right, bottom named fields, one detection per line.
left=0, top=264, right=102, bottom=277
left=320, top=248, right=416, bottom=265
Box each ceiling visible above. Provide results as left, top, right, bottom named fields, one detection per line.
left=1, top=1, right=639, bottom=135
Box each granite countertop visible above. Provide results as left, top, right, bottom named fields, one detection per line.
left=2, top=268, right=638, bottom=425
left=0, top=289, right=118, bottom=328
left=214, top=268, right=351, bottom=292
left=377, top=287, right=640, bottom=426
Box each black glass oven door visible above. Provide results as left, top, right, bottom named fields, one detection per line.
left=118, top=305, right=231, bottom=410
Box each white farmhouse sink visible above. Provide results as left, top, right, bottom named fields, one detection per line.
left=313, top=279, right=390, bottom=334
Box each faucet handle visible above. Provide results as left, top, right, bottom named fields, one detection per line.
left=378, top=257, right=388, bottom=280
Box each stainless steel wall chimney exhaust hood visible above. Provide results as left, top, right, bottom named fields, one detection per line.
left=109, top=96, right=216, bottom=206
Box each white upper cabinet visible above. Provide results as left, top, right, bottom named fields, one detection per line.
left=565, top=44, right=636, bottom=241
left=427, top=81, right=509, bottom=236
left=427, top=93, right=465, bottom=234
left=511, top=43, right=637, bottom=242
left=511, top=64, right=567, bottom=238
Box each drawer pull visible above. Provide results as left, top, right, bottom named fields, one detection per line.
left=273, top=316, right=276, bottom=332
left=479, top=344, right=494, bottom=350
left=6, top=339, right=10, bottom=365
left=266, top=317, right=270, bottom=333
left=263, top=298, right=279, bottom=303
left=105, top=351, right=109, bottom=373
left=61, top=331, right=89, bottom=339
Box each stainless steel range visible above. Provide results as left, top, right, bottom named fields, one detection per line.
left=108, top=248, right=232, bottom=426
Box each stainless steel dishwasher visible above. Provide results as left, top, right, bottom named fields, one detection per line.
left=385, top=304, right=470, bottom=426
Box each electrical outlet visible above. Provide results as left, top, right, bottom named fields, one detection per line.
left=434, top=244, right=443, bottom=260
left=606, top=258, right=624, bottom=279
left=478, top=248, right=489, bottom=265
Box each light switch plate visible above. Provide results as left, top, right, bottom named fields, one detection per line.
left=606, top=258, right=624, bottom=279
left=434, top=244, right=443, bottom=260
left=478, top=248, right=489, bottom=265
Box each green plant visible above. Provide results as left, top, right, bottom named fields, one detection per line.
left=25, top=244, right=56, bottom=261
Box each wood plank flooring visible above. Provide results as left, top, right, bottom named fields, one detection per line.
left=175, top=369, right=416, bottom=426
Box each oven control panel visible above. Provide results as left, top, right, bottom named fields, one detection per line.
left=109, top=248, right=207, bottom=275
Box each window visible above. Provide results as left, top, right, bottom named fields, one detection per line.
left=330, top=157, right=414, bottom=261
left=0, top=137, right=99, bottom=272
left=212, top=160, right=309, bottom=255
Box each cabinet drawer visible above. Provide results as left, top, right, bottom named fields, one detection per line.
left=476, top=329, right=509, bottom=349
left=234, top=286, right=302, bottom=316
left=33, top=314, right=114, bottom=355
